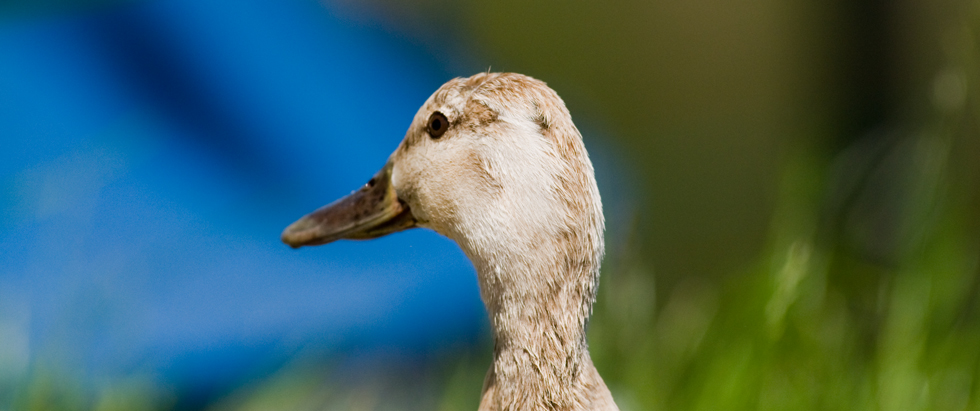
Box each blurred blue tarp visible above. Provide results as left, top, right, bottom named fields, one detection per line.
left=0, top=0, right=485, bottom=392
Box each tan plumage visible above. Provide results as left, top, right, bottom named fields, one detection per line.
left=283, top=73, right=618, bottom=411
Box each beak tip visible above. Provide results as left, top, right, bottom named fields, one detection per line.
left=280, top=226, right=304, bottom=248
left=281, top=220, right=338, bottom=248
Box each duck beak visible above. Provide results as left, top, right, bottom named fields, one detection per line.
left=281, top=164, right=416, bottom=248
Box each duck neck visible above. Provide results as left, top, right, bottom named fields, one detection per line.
left=487, top=261, right=592, bottom=377
left=466, top=233, right=610, bottom=410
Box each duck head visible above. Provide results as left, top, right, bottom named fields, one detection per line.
left=281, top=73, right=603, bottom=266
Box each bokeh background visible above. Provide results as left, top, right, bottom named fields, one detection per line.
left=2, top=0, right=979, bottom=410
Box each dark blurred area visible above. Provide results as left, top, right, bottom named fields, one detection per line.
left=1, top=0, right=978, bottom=410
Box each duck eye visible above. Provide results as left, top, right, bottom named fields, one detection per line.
left=427, top=112, right=449, bottom=138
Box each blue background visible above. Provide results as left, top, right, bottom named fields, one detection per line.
left=0, top=0, right=495, bottom=395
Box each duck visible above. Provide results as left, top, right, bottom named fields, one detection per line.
left=282, top=72, right=619, bottom=411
